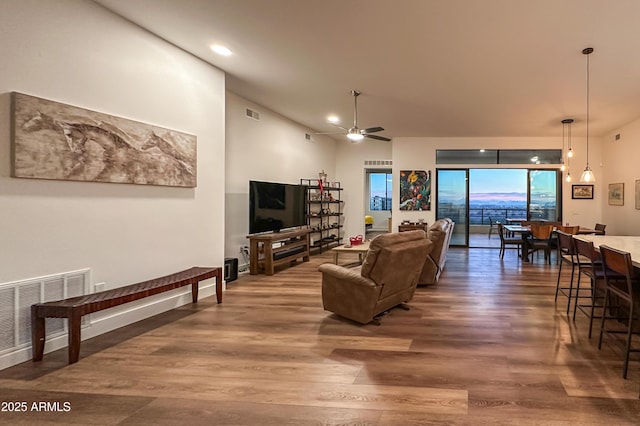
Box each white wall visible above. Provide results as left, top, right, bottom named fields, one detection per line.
left=0, top=0, right=225, bottom=365
left=601, top=116, right=640, bottom=235
left=224, top=92, right=337, bottom=263
left=335, top=140, right=393, bottom=239
left=390, top=136, right=603, bottom=232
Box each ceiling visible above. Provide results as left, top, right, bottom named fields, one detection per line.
left=94, top=0, right=640, bottom=140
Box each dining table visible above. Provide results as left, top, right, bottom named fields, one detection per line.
left=573, top=235, right=640, bottom=268
left=505, top=218, right=527, bottom=224
left=503, top=225, right=534, bottom=262
left=576, top=227, right=605, bottom=235
left=503, top=224, right=606, bottom=262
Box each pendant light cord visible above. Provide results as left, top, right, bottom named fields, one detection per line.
left=586, top=52, right=590, bottom=167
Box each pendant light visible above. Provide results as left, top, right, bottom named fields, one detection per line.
left=580, top=47, right=595, bottom=183
left=561, top=119, right=573, bottom=177
left=566, top=119, right=574, bottom=159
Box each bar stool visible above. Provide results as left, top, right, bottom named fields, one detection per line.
left=555, top=231, right=589, bottom=314
left=598, top=245, right=640, bottom=379
left=572, top=237, right=611, bottom=338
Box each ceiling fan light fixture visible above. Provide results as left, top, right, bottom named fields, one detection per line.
left=347, top=131, right=364, bottom=142
left=326, top=90, right=390, bottom=142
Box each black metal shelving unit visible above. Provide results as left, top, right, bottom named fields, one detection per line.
left=300, top=178, right=343, bottom=253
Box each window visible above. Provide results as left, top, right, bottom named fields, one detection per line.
left=369, top=171, right=392, bottom=211
left=436, top=149, right=562, bottom=165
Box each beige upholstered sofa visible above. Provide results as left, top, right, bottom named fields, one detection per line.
left=318, top=230, right=434, bottom=324
left=418, top=218, right=454, bottom=285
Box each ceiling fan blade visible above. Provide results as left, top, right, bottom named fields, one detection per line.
left=363, top=126, right=384, bottom=134
left=328, top=123, right=348, bottom=131
left=315, top=131, right=345, bottom=135
left=365, top=134, right=391, bottom=142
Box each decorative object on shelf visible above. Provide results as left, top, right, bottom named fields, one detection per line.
left=571, top=184, right=593, bottom=199
left=349, top=235, right=364, bottom=246
left=399, top=170, right=431, bottom=211
left=318, top=169, right=327, bottom=186
left=12, top=92, right=197, bottom=187
left=580, top=47, right=596, bottom=183
left=562, top=118, right=574, bottom=182
left=608, top=182, right=624, bottom=206
left=636, top=180, right=640, bottom=210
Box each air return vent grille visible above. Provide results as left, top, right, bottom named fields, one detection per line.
left=364, top=160, right=392, bottom=166
left=245, top=108, right=260, bottom=121
left=0, top=269, right=90, bottom=355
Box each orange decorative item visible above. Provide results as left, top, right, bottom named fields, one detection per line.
left=349, top=235, right=364, bottom=246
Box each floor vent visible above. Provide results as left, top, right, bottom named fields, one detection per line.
left=245, top=108, right=260, bottom=121
left=0, top=269, right=90, bottom=356
left=364, top=159, right=393, bottom=166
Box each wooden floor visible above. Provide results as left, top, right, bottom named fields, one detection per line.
left=2, top=248, right=640, bottom=425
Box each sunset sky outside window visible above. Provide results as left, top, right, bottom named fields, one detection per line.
left=470, top=169, right=527, bottom=201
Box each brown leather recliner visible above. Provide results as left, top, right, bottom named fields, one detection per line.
left=318, top=230, right=434, bottom=324
left=418, top=218, right=454, bottom=285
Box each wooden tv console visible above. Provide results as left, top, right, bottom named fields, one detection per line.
left=247, top=229, right=310, bottom=275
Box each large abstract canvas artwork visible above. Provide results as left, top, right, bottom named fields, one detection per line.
left=399, top=170, right=431, bottom=211
left=11, top=92, right=197, bottom=187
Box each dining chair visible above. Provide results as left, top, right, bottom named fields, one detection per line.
left=598, top=245, right=640, bottom=379
left=572, top=237, right=612, bottom=337
left=555, top=232, right=589, bottom=313
left=488, top=216, right=497, bottom=239
left=527, top=224, right=554, bottom=263
left=497, top=222, right=521, bottom=259
left=595, top=223, right=607, bottom=235
left=557, top=225, right=580, bottom=235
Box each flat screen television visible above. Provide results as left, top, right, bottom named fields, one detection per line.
left=249, top=180, right=307, bottom=234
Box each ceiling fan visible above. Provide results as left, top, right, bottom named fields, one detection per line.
left=318, top=90, right=391, bottom=142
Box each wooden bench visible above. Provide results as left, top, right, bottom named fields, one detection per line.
left=31, top=266, right=222, bottom=364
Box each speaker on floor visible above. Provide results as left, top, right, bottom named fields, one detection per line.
left=224, top=257, right=238, bottom=283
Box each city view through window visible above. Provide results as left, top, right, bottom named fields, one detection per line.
left=369, top=172, right=392, bottom=211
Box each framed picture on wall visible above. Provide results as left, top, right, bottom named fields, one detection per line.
left=635, top=180, right=640, bottom=210
left=399, top=170, right=431, bottom=211
left=571, top=184, right=593, bottom=199
left=608, top=182, right=624, bottom=206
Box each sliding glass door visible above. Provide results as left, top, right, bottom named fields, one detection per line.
left=437, top=168, right=562, bottom=247
left=436, top=169, right=468, bottom=246
left=528, top=169, right=560, bottom=221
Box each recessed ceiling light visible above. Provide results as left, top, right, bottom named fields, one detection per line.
left=327, top=115, right=339, bottom=124
left=211, top=44, right=232, bottom=56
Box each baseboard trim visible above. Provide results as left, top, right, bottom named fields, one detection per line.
left=0, top=281, right=221, bottom=371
